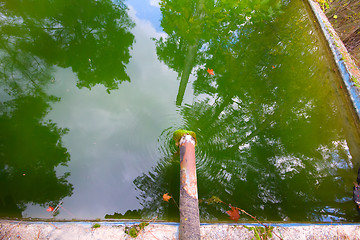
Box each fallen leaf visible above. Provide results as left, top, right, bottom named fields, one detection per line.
left=272, top=65, right=275, bottom=69
left=163, top=193, right=172, bottom=202
left=207, top=68, right=214, bottom=75
left=46, top=206, right=54, bottom=212
left=226, top=205, right=240, bottom=221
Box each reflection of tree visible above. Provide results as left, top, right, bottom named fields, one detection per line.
left=0, top=0, right=136, bottom=218
left=133, top=156, right=180, bottom=221
left=155, top=0, right=282, bottom=105
left=0, top=95, right=73, bottom=217
left=132, top=134, right=181, bottom=221
left=136, top=0, right=360, bottom=221
left=0, top=0, right=135, bottom=93
left=105, top=136, right=180, bottom=221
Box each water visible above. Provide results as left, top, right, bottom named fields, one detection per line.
left=1, top=0, right=360, bottom=222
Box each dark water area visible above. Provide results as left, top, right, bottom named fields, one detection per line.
left=1, top=0, right=360, bottom=222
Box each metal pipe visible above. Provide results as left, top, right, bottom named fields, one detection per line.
left=178, top=134, right=200, bottom=240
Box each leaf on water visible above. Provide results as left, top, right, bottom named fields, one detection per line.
left=226, top=205, right=240, bottom=221
left=163, top=193, right=172, bottom=202
left=207, top=68, right=215, bottom=75
left=46, top=206, right=54, bottom=212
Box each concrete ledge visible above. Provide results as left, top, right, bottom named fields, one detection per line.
left=307, top=0, right=360, bottom=121
left=1, top=220, right=360, bottom=239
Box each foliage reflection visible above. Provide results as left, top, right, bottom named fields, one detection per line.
left=0, top=0, right=135, bottom=217
left=132, top=0, right=360, bottom=222
left=0, top=0, right=135, bottom=94
left=0, top=95, right=72, bottom=217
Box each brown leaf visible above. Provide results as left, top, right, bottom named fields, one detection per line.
left=163, top=193, right=172, bottom=202
left=226, top=205, right=240, bottom=221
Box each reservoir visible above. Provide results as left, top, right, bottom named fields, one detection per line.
left=1, top=0, right=360, bottom=222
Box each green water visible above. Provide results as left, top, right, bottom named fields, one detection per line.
left=1, top=0, right=360, bottom=222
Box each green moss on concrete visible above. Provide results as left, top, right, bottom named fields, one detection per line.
left=92, top=223, right=101, bottom=228
left=173, top=129, right=197, bottom=146
left=124, top=222, right=149, bottom=238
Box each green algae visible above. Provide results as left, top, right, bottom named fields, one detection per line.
left=173, top=129, right=197, bottom=146
left=124, top=222, right=149, bottom=238
left=91, top=223, right=101, bottom=228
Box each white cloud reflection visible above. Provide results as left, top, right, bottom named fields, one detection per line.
left=149, top=0, right=160, bottom=7
left=24, top=6, right=181, bottom=219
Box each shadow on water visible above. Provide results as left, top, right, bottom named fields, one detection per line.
left=0, top=95, right=72, bottom=217
left=105, top=0, right=360, bottom=222
left=0, top=0, right=135, bottom=217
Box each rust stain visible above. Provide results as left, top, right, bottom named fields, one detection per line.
left=180, top=142, right=198, bottom=199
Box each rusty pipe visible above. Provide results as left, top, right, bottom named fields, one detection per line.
left=178, top=134, right=200, bottom=240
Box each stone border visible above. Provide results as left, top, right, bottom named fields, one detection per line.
left=307, top=0, right=360, bottom=120
left=1, top=220, right=360, bottom=239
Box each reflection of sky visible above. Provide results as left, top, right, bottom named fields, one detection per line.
left=125, top=0, right=163, bottom=32
left=23, top=3, right=183, bottom=219
left=18, top=0, right=360, bottom=221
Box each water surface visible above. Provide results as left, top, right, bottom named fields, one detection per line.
left=1, top=0, right=360, bottom=222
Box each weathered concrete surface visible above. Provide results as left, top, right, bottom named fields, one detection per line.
left=1, top=220, right=360, bottom=240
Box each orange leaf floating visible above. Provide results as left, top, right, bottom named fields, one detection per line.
left=46, top=206, right=54, bottom=212
left=163, top=193, right=172, bottom=202
left=226, top=205, right=240, bottom=221
left=207, top=68, right=214, bottom=75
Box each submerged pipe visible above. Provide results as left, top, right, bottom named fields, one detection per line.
left=174, top=130, right=200, bottom=240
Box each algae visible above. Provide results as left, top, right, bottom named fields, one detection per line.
left=92, top=223, right=101, bottom=228
left=124, top=222, right=149, bottom=238
left=173, top=129, right=197, bottom=146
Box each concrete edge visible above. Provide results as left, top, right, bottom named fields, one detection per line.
left=306, top=0, right=360, bottom=121
left=2, top=219, right=360, bottom=227
left=2, top=220, right=360, bottom=240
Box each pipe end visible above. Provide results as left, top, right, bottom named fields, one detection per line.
left=173, top=129, right=197, bottom=147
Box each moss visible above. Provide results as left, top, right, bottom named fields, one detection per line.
left=124, top=222, right=149, bottom=238
left=350, top=76, right=360, bottom=87
left=173, top=129, right=197, bottom=146
left=244, top=225, right=274, bottom=240
left=128, top=227, right=138, bottom=237
left=91, top=223, right=101, bottom=228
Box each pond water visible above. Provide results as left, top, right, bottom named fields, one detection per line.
left=1, top=0, right=360, bottom=222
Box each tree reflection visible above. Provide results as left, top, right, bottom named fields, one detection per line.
left=0, top=0, right=135, bottom=93
left=133, top=150, right=180, bottom=221
left=155, top=0, right=282, bottom=105
left=0, top=0, right=135, bottom=218
left=105, top=136, right=180, bottom=221
left=136, top=0, right=360, bottom=221
left=0, top=95, right=73, bottom=217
